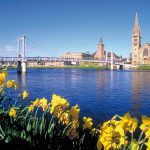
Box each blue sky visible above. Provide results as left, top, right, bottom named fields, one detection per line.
left=0, top=0, right=150, bottom=57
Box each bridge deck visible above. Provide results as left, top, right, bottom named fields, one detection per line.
left=0, top=57, right=122, bottom=63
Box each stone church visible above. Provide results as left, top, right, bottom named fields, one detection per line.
left=132, top=13, right=150, bottom=65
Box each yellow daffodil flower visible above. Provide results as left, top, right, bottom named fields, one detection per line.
left=141, top=115, right=150, bottom=126
left=121, top=112, right=138, bottom=133
left=145, top=139, right=150, bottom=150
left=2, top=68, right=8, bottom=77
left=40, top=97, right=48, bottom=111
left=97, top=138, right=102, bottom=150
left=69, top=105, right=80, bottom=121
left=83, top=117, right=93, bottom=129
left=6, top=80, right=15, bottom=88
left=99, top=116, right=126, bottom=150
left=28, top=104, right=34, bottom=112
left=22, top=90, right=29, bottom=99
left=145, top=129, right=150, bottom=138
left=33, top=98, right=41, bottom=107
left=50, top=94, right=69, bottom=115
left=130, top=117, right=138, bottom=133
left=58, top=112, right=70, bottom=125
left=130, top=139, right=139, bottom=150
left=0, top=73, right=6, bottom=86
left=9, top=108, right=16, bottom=118
left=140, top=115, right=150, bottom=139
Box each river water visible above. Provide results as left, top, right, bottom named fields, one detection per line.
left=5, top=68, right=150, bottom=123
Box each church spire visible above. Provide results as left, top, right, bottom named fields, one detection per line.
left=99, top=36, right=103, bottom=45
left=133, top=12, right=140, bottom=33
left=132, top=12, right=141, bottom=65
left=134, top=12, right=139, bottom=27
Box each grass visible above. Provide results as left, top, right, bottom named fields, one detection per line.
left=28, top=66, right=108, bottom=70
left=1, top=62, right=109, bottom=70
left=137, top=65, right=150, bottom=70
left=28, top=62, right=109, bottom=70
left=27, top=65, right=107, bottom=70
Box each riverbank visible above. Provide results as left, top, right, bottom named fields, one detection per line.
left=137, top=65, right=150, bottom=70
left=0, top=66, right=109, bottom=71
left=27, top=62, right=108, bottom=70
left=27, top=65, right=109, bottom=70
left=0, top=62, right=109, bottom=70
left=3, top=64, right=150, bottom=70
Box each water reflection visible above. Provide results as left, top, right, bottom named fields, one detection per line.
left=97, top=72, right=104, bottom=87
left=17, top=73, right=27, bottom=89
left=96, top=71, right=108, bottom=94
left=131, top=71, right=150, bottom=116
left=7, top=69, right=150, bottom=122
left=110, top=70, right=114, bottom=89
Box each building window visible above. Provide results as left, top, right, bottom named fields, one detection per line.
left=134, top=39, right=137, bottom=42
left=134, top=43, right=137, bottom=46
left=143, top=48, right=148, bottom=57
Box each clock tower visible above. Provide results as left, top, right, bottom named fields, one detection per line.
left=94, top=37, right=104, bottom=59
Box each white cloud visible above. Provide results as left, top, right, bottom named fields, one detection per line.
left=4, top=45, right=16, bottom=52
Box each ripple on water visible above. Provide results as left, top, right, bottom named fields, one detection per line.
left=5, top=68, right=150, bottom=123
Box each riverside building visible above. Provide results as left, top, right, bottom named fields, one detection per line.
left=132, top=13, right=150, bottom=65
left=62, top=37, right=120, bottom=61
left=62, top=52, right=93, bottom=60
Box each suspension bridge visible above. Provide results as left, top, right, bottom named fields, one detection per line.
left=0, top=35, right=124, bottom=72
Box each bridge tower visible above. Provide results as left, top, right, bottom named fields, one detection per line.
left=111, top=51, right=113, bottom=70
left=17, top=35, right=27, bottom=73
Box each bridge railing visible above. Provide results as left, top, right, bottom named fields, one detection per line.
left=0, top=57, right=123, bottom=63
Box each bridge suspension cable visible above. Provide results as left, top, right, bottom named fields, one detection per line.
left=25, top=36, right=59, bottom=57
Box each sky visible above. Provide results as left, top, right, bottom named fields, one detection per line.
left=0, top=0, right=150, bottom=57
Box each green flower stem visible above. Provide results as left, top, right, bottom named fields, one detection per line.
left=33, top=107, right=39, bottom=130
left=34, top=107, right=39, bottom=119
left=13, top=94, right=20, bottom=107
left=69, top=120, right=79, bottom=134
left=137, top=131, right=144, bottom=149
left=8, top=89, right=11, bottom=108
left=139, top=137, right=147, bottom=150
left=62, top=121, right=73, bottom=136
left=0, top=125, right=5, bottom=138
